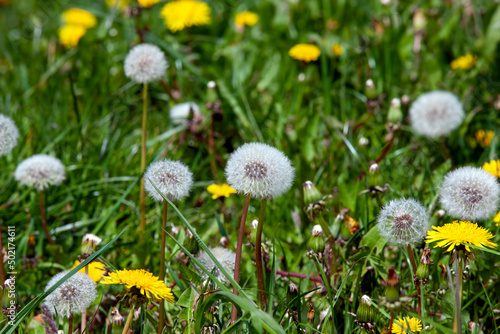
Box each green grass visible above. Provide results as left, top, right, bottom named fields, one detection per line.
left=1, top=0, right=500, bottom=333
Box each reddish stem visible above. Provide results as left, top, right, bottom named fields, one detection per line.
left=265, top=268, right=323, bottom=284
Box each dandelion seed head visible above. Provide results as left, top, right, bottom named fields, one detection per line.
left=195, top=247, right=235, bottom=282
left=15, top=154, right=65, bottom=190
left=439, top=166, right=500, bottom=220
left=225, top=142, right=295, bottom=199
left=0, top=114, right=19, bottom=157
left=124, top=43, right=167, bottom=84
left=44, top=271, right=97, bottom=318
left=409, top=91, right=464, bottom=138
left=144, top=159, right=193, bottom=202
left=377, top=198, right=429, bottom=245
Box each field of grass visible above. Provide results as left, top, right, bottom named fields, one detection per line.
left=1, top=0, right=500, bottom=333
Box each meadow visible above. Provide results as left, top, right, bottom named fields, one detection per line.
left=1, top=0, right=500, bottom=333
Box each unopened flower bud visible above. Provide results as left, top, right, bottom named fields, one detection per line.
left=207, top=81, right=217, bottom=102
left=368, top=162, right=383, bottom=188
left=251, top=219, right=259, bottom=229
left=311, top=225, right=323, bottom=236
left=435, top=209, right=445, bottom=218
left=303, top=181, right=323, bottom=205
left=380, top=0, right=391, bottom=5
left=365, top=79, right=377, bottom=100
left=287, top=282, right=299, bottom=311
left=308, top=227, right=325, bottom=253
left=356, top=295, right=375, bottom=323
left=385, top=267, right=400, bottom=309
left=183, top=229, right=199, bottom=254
left=413, top=9, right=427, bottom=32
left=110, top=306, right=124, bottom=324
left=82, top=234, right=102, bottom=253
left=438, top=263, right=448, bottom=293
left=219, top=236, right=229, bottom=248
left=358, top=137, right=369, bottom=146
left=387, top=98, right=403, bottom=124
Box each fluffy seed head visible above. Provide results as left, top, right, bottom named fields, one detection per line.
left=144, top=159, right=193, bottom=202
left=0, top=114, right=19, bottom=157
left=409, top=91, right=464, bottom=138
left=44, top=271, right=97, bottom=318
left=124, top=44, right=167, bottom=84
left=225, top=142, right=295, bottom=199
left=195, top=247, right=235, bottom=282
left=169, top=102, right=200, bottom=124
left=377, top=198, right=430, bottom=245
left=15, top=154, right=65, bottom=190
left=439, top=166, right=500, bottom=220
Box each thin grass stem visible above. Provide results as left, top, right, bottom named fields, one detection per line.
left=140, top=83, right=148, bottom=238
left=39, top=190, right=55, bottom=245
left=158, top=201, right=168, bottom=334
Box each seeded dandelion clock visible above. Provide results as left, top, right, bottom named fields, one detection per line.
left=409, top=91, right=464, bottom=138
left=0, top=114, right=19, bottom=157
left=124, top=44, right=167, bottom=84
left=196, top=247, right=236, bottom=282
left=44, top=271, right=97, bottom=325
left=439, top=166, right=500, bottom=220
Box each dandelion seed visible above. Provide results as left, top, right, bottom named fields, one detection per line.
left=225, top=142, right=295, bottom=199
left=44, top=271, right=97, bottom=318
left=160, top=0, right=211, bottom=32
left=15, top=154, right=65, bottom=191
left=377, top=198, right=429, bottom=245
left=144, top=159, right=193, bottom=202
left=289, top=44, right=321, bottom=62
left=124, top=44, right=167, bottom=84
left=195, top=247, right=235, bottom=282
left=169, top=102, right=200, bottom=125
left=409, top=91, right=464, bottom=138
left=439, top=166, right=500, bottom=220
left=0, top=114, right=19, bottom=157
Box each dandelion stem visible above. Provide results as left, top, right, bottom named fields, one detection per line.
left=158, top=201, right=168, bottom=334
left=255, top=198, right=268, bottom=310
left=406, top=244, right=421, bottom=315
left=0, top=217, right=6, bottom=284
left=140, top=83, right=149, bottom=239
left=122, top=306, right=135, bottom=334
left=388, top=309, right=395, bottom=333
left=231, top=193, right=251, bottom=324
left=39, top=190, right=55, bottom=245
left=68, top=313, right=74, bottom=334
left=81, top=265, right=89, bottom=333
left=453, top=251, right=463, bottom=334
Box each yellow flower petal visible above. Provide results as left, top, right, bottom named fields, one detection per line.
left=207, top=183, right=237, bottom=199
left=58, top=25, right=87, bottom=48
left=62, top=8, right=97, bottom=29
left=289, top=44, right=321, bottom=62
left=392, top=316, right=422, bottom=334
left=482, top=160, right=500, bottom=178
left=160, top=0, right=211, bottom=32
left=235, top=11, right=259, bottom=28
left=72, top=260, right=106, bottom=283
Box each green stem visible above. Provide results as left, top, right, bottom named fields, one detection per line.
left=454, top=252, right=463, bottom=334
left=39, top=190, right=55, bottom=245
left=122, top=306, right=135, bottom=334
left=406, top=244, right=421, bottom=316
left=140, top=83, right=148, bottom=238
left=158, top=201, right=168, bottom=334
left=0, top=217, right=6, bottom=284
left=231, top=194, right=251, bottom=324
left=255, top=198, right=268, bottom=309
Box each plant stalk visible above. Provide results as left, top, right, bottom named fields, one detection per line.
left=453, top=251, right=463, bottom=334
left=406, top=244, right=421, bottom=316
left=231, top=194, right=251, bottom=324
left=122, top=306, right=135, bottom=334
left=68, top=313, right=74, bottom=334
left=158, top=201, right=168, bottom=334
left=39, top=190, right=55, bottom=245
left=255, top=198, right=268, bottom=309
left=140, top=83, right=148, bottom=239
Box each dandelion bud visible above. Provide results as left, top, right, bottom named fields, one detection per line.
left=413, top=9, right=427, bottom=32
left=416, top=247, right=432, bottom=282
left=110, top=306, right=124, bottom=324
left=365, top=79, right=377, bottom=100
left=380, top=0, right=391, bottom=5
left=368, top=162, right=383, bottom=189
left=311, top=225, right=323, bottom=236
left=2, top=278, right=17, bottom=311
left=81, top=234, right=102, bottom=253
left=435, top=209, right=445, bottom=218
left=287, top=282, right=299, bottom=311
left=385, top=267, right=400, bottom=309
left=303, top=181, right=323, bottom=205
left=387, top=98, right=403, bottom=124
left=183, top=229, right=199, bottom=254
left=401, top=95, right=411, bottom=105
left=356, top=295, right=374, bottom=323
left=358, top=137, right=369, bottom=146
left=308, top=226, right=325, bottom=253
left=207, top=81, right=217, bottom=103
left=219, top=236, right=229, bottom=248
left=438, top=263, right=448, bottom=293
left=251, top=219, right=259, bottom=229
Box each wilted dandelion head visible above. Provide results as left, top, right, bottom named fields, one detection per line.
left=377, top=198, right=429, bottom=245
left=44, top=271, right=97, bottom=318
left=0, top=114, right=19, bottom=157
left=160, top=0, right=211, bottom=32
left=409, top=91, right=464, bottom=138
left=195, top=247, right=235, bottom=282
left=124, top=44, right=167, bottom=84
left=144, top=159, right=193, bottom=202
left=439, top=167, right=500, bottom=220
left=225, top=142, right=295, bottom=199
left=15, top=154, right=65, bottom=191
left=169, top=102, right=200, bottom=125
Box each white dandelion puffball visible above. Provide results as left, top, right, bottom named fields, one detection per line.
left=439, top=166, right=500, bottom=220
left=225, top=142, right=295, bottom=199
left=409, top=91, right=464, bottom=138
left=0, top=114, right=20, bottom=157
left=44, top=271, right=97, bottom=318
left=195, top=247, right=235, bottom=282
left=15, top=154, right=65, bottom=190
left=377, top=198, right=429, bottom=245
left=124, top=43, right=167, bottom=84
left=169, top=102, right=200, bottom=125
left=144, top=159, right=193, bottom=201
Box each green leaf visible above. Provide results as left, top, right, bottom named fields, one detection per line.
left=178, top=287, right=199, bottom=334
left=177, top=287, right=199, bottom=308
left=179, top=262, right=203, bottom=287
left=359, top=225, right=386, bottom=255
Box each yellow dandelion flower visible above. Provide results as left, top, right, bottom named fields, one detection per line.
left=344, top=215, right=360, bottom=235
left=451, top=54, right=477, bottom=70
left=235, top=11, right=258, bottom=28
left=101, top=269, right=174, bottom=303
left=62, top=8, right=97, bottom=29
left=475, top=130, right=495, bottom=147
left=494, top=211, right=500, bottom=227
left=207, top=183, right=236, bottom=199
left=58, top=25, right=87, bottom=48
left=392, top=316, right=422, bottom=334
left=426, top=220, right=498, bottom=252
left=332, top=44, right=343, bottom=56
left=483, top=160, right=500, bottom=178
left=160, top=0, right=211, bottom=32
left=138, top=0, right=160, bottom=8
left=106, top=0, right=130, bottom=11
left=289, top=44, right=321, bottom=63
left=72, top=260, right=106, bottom=283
